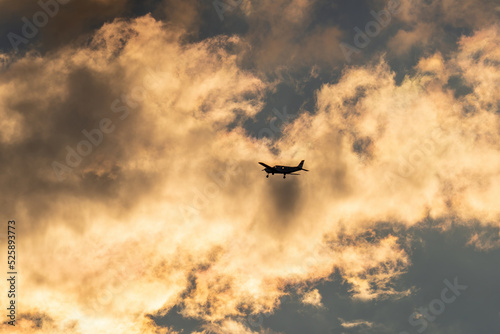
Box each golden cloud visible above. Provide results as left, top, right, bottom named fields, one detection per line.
left=0, top=11, right=499, bottom=334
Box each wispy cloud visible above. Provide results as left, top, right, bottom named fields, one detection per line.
left=0, top=2, right=499, bottom=334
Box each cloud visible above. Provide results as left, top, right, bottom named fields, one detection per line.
left=0, top=6, right=499, bottom=334
left=466, top=230, right=500, bottom=251
left=155, top=0, right=203, bottom=35
left=198, top=319, right=264, bottom=334
left=339, top=318, right=375, bottom=329
left=300, top=289, right=323, bottom=307
left=235, top=0, right=345, bottom=70
left=0, top=14, right=269, bottom=333
left=387, top=22, right=435, bottom=56
left=395, top=0, right=500, bottom=29
left=277, top=26, right=500, bottom=227
left=0, top=0, right=130, bottom=52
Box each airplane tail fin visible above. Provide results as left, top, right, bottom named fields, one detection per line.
left=297, top=160, right=308, bottom=171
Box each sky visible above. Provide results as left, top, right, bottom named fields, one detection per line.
left=0, top=0, right=499, bottom=333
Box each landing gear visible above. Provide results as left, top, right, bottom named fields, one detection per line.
left=266, top=174, right=269, bottom=178
left=283, top=174, right=286, bottom=179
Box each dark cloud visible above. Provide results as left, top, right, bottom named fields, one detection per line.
left=0, top=1, right=499, bottom=333
left=0, top=0, right=132, bottom=53
left=246, top=221, right=500, bottom=334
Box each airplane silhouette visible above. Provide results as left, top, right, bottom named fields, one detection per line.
left=259, top=160, right=309, bottom=178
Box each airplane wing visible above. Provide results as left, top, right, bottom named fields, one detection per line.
left=301, top=168, right=309, bottom=172
left=258, top=162, right=279, bottom=173
left=259, top=162, right=272, bottom=169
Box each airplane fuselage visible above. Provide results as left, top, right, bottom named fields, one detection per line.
left=265, top=165, right=301, bottom=174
